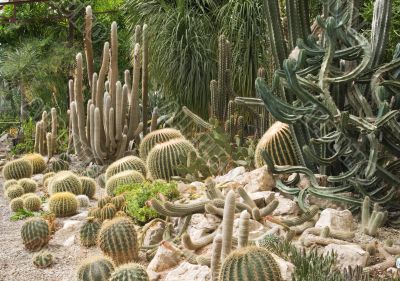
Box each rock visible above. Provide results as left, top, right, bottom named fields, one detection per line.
left=241, top=166, right=275, bottom=193
left=215, top=166, right=246, bottom=183
left=143, top=220, right=165, bottom=247
left=307, top=193, right=349, bottom=210
left=70, top=211, right=89, bottom=221
left=147, top=242, right=183, bottom=272
left=51, top=220, right=83, bottom=246
left=271, top=253, right=295, bottom=281
left=164, top=262, right=211, bottom=281
left=233, top=217, right=266, bottom=240
left=323, top=244, right=369, bottom=270
left=187, top=214, right=221, bottom=240
left=147, top=270, right=160, bottom=281
left=315, top=208, right=354, bottom=232
left=63, top=235, right=75, bottom=247
left=31, top=174, right=43, bottom=183
left=273, top=195, right=299, bottom=216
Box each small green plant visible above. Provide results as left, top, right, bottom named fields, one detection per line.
left=10, top=209, right=37, bottom=221
left=11, top=118, right=36, bottom=155
left=115, top=181, right=180, bottom=223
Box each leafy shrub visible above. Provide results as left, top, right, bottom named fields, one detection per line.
left=115, top=181, right=180, bottom=224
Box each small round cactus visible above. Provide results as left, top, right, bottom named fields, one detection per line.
left=139, top=128, right=184, bottom=160
left=18, top=178, right=37, bottom=193
left=48, top=192, right=78, bottom=217
left=23, top=153, right=46, bottom=174
left=33, top=250, right=53, bottom=268
left=80, top=176, right=96, bottom=199
left=109, top=263, right=149, bottom=281
left=80, top=217, right=101, bottom=247
left=43, top=172, right=55, bottom=183
left=105, top=170, right=145, bottom=196
left=97, top=173, right=106, bottom=189
left=23, top=194, right=42, bottom=211
left=49, top=171, right=82, bottom=195
left=51, top=158, right=69, bottom=172
left=111, top=195, right=125, bottom=210
left=100, top=203, right=117, bottom=221
left=88, top=207, right=102, bottom=219
left=4, top=179, right=18, bottom=190
left=5, top=184, right=24, bottom=200
left=98, top=196, right=112, bottom=208
left=77, top=194, right=90, bottom=208
left=77, top=256, right=115, bottom=281
left=98, top=217, right=139, bottom=265
left=3, top=158, right=33, bottom=180
left=21, top=217, right=50, bottom=251
left=10, top=197, right=24, bottom=212
left=105, top=156, right=146, bottom=180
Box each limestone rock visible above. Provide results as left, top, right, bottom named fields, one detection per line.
left=187, top=214, right=221, bottom=240
left=215, top=166, right=246, bottom=183
left=143, top=220, right=165, bottom=247
left=147, top=242, right=183, bottom=272
left=164, top=262, right=211, bottom=281
left=315, top=208, right=354, bottom=232
left=323, top=244, right=369, bottom=270
left=273, top=195, right=299, bottom=216
left=272, top=253, right=295, bottom=281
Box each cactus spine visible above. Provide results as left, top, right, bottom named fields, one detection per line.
left=3, top=158, right=33, bottom=180
left=77, top=256, right=115, bottom=281
left=49, top=192, right=79, bottom=217
left=111, top=195, right=125, bottom=210
left=80, top=217, right=101, bottom=247
left=4, top=179, right=18, bottom=190
left=77, top=195, right=90, bottom=208
left=21, top=217, right=50, bottom=251
left=109, top=263, right=149, bottom=281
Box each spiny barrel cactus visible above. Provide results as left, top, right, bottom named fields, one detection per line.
left=49, top=171, right=82, bottom=195
left=139, top=128, right=184, bottom=160
left=77, top=256, right=115, bottom=281
left=59, top=152, right=71, bottom=162
left=18, top=178, right=37, bottom=193
left=51, top=158, right=69, bottom=172
left=33, top=251, right=53, bottom=268
left=43, top=172, right=55, bottom=184
left=219, top=246, right=282, bottom=281
left=23, top=153, right=46, bottom=174
left=77, top=194, right=90, bottom=208
left=80, top=217, right=101, bottom=247
left=5, top=184, right=24, bottom=200
left=88, top=207, right=102, bottom=219
left=21, top=217, right=50, bottom=251
left=97, top=173, right=106, bottom=189
left=105, top=170, right=145, bottom=196
left=101, top=203, right=117, bottom=221
left=105, top=156, right=146, bottom=180
left=4, top=179, right=18, bottom=190
left=10, top=198, right=24, bottom=212
left=3, top=158, right=33, bottom=180
left=109, top=263, right=149, bottom=281
left=98, top=196, right=112, bottom=208
left=49, top=192, right=78, bottom=217
left=98, top=217, right=139, bottom=265
left=80, top=176, right=96, bottom=198
left=255, top=122, right=298, bottom=167
left=23, top=194, right=42, bottom=211
left=111, top=195, right=125, bottom=210
left=146, top=138, right=198, bottom=180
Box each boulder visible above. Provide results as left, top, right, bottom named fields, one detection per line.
left=164, top=262, right=211, bottom=281
left=272, top=253, right=295, bottom=281
left=147, top=242, right=183, bottom=272
left=315, top=208, right=354, bottom=232
left=143, top=220, right=165, bottom=247
left=323, top=244, right=369, bottom=270
left=187, top=214, right=221, bottom=240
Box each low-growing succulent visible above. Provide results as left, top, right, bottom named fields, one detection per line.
left=100, top=203, right=117, bottom=221
left=139, top=128, right=184, bottom=160
left=51, top=158, right=69, bottom=172
left=10, top=197, right=24, bottom=212
left=23, top=153, right=46, bottom=174
left=77, top=256, right=115, bottom=281
left=18, top=178, right=37, bottom=193
left=23, top=194, right=42, bottom=211
left=80, top=217, right=101, bottom=247
left=33, top=250, right=53, bottom=268
left=4, top=179, right=18, bottom=190
left=80, top=176, right=96, bottom=198
left=76, top=194, right=90, bottom=208
left=5, top=184, right=24, bottom=199
left=105, top=170, right=145, bottom=196
left=3, top=158, right=33, bottom=180
left=111, top=195, right=125, bottom=210
left=21, top=217, right=50, bottom=251
left=98, top=217, right=139, bottom=265
left=105, top=156, right=146, bottom=180
left=98, top=196, right=112, bottom=208
left=109, top=263, right=149, bottom=281
left=49, top=171, right=82, bottom=195
left=48, top=192, right=78, bottom=217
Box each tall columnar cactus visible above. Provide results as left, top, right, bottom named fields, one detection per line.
left=80, top=176, right=96, bottom=199
left=77, top=256, right=115, bottom=281
left=18, top=178, right=37, bottom=193
left=219, top=246, right=282, bottom=281
left=211, top=234, right=223, bottom=281
left=109, top=263, right=149, bottom=281
left=80, top=217, right=101, bottom=247
left=23, top=194, right=42, bottom=212
left=3, top=158, right=33, bottom=180
left=23, top=153, right=46, bottom=174
left=238, top=210, right=250, bottom=248
left=105, top=156, right=146, bottom=180
left=48, top=171, right=82, bottom=195
left=21, top=217, right=50, bottom=251
left=98, top=217, right=139, bottom=265
left=105, top=170, right=145, bottom=196
left=146, top=138, right=198, bottom=180
left=32, top=250, right=53, bottom=268
left=48, top=192, right=79, bottom=217
left=361, top=196, right=386, bottom=237
left=221, top=190, right=236, bottom=260
left=139, top=128, right=184, bottom=160
left=34, top=108, right=58, bottom=156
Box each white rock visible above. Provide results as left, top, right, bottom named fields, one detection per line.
left=147, top=242, right=183, bottom=272
left=31, top=174, right=43, bottom=183
left=323, top=244, right=369, bottom=270
left=164, top=262, right=211, bottom=281
left=238, top=191, right=273, bottom=208
left=272, top=253, right=295, bottom=281
left=215, top=166, right=246, bottom=183
left=272, top=195, right=299, bottom=216
left=51, top=220, right=83, bottom=246
left=143, top=220, right=165, bottom=247
left=63, top=235, right=75, bottom=247
left=241, top=166, right=275, bottom=193
left=233, top=217, right=266, bottom=240
left=187, top=214, right=221, bottom=240
left=315, top=208, right=354, bottom=232
left=70, top=211, right=89, bottom=221
left=147, top=270, right=160, bottom=281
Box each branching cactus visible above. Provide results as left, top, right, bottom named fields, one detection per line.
left=77, top=256, right=115, bottom=281
left=361, top=196, right=386, bottom=237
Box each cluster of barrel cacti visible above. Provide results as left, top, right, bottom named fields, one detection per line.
left=34, top=108, right=58, bottom=159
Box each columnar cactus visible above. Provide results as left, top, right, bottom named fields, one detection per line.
left=48, top=171, right=82, bottom=195
left=80, top=176, right=96, bottom=199
left=33, top=251, right=53, bottom=268
left=23, top=153, right=46, bottom=174
left=10, top=198, right=24, bottom=212
left=100, top=203, right=117, bottom=221
left=77, top=256, right=115, bottom=281
left=139, top=128, right=184, bottom=160
left=221, top=190, right=236, bottom=260
left=109, top=263, right=149, bottom=281
left=48, top=192, right=79, bottom=217
left=105, top=156, right=146, bottom=180
left=238, top=210, right=250, bottom=248
left=211, top=234, right=223, bottom=281
left=21, top=217, right=50, bottom=251
left=5, top=184, right=24, bottom=200
left=98, top=217, right=139, bottom=265
left=23, top=194, right=42, bottom=211
left=105, top=170, right=145, bottom=196
left=361, top=196, right=386, bottom=237
left=3, top=158, right=33, bottom=180
left=80, top=217, right=101, bottom=247
left=18, top=178, right=37, bottom=193
left=34, top=108, right=58, bottom=156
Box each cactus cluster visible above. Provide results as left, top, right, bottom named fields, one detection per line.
left=23, top=153, right=46, bottom=174
left=32, top=251, right=53, bottom=268
left=77, top=256, right=115, bottom=281
left=80, top=176, right=96, bottom=198
left=18, top=178, right=37, bottom=193
left=109, top=263, right=149, bottom=281
left=48, top=171, right=82, bottom=195
left=105, top=170, right=145, bottom=196
left=34, top=108, right=58, bottom=157
left=3, top=158, right=33, bottom=180
left=21, top=217, right=50, bottom=251
left=361, top=196, right=387, bottom=237
left=49, top=192, right=79, bottom=217
left=80, top=217, right=101, bottom=247
left=4, top=179, right=18, bottom=190
left=105, top=156, right=146, bottom=180
left=23, top=194, right=42, bottom=211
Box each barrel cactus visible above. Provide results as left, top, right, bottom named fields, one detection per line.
left=109, top=263, right=149, bottom=281
left=48, top=192, right=78, bottom=217
left=139, top=128, right=184, bottom=160
left=98, top=217, right=139, bottom=265
left=105, top=156, right=146, bottom=180
left=18, top=178, right=37, bottom=193
left=88, top=207, right=102, bottom=219
left=100, top=203, right=117, bottom=221
left=80, top=217, right=101, bottom=247
left=98, top=196, right=112, bottom=208
left=10, top=197, right=24, bottom=212
left=146, top=138, right=198, bottom=180
left=77, top=256, right=115, bottom=281
left=4, top=179, right=18, bottom=190
left=43, top=172, right=55, bottom=183
left=80, top=176, right=96, bottom=198
left=48, top=171, right=82, bottom=195
left=3, top=158, right=33, bottom=180
left=23, top=153, right=46, bottom=174
left=111, top=195, right=125, bottom=210
left=105, top=170, right=145, bottom=196
left=21, top=217, right=50, bottom=251
left=219, top=246, right=282, bottom=281
left=59, top=152, right=72, bottom=162
left=97, top=173, right=106, bottom=189
left=23, top=194, right=42, bottom=211
left=51, top=158, right=69, bottom=172
left=5, top=184, right=24, bottom=200
left=77, top=194, right=90, bottom=208
left=33, top=250, right=53, bottom=268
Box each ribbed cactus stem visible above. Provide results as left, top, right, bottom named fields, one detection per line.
left=104, top=93, right=111, bottom=149
left=282, top=205, right=319, bottom=226
left=86, top=100, right=92, bottom=146
left=259, top=199, right=279, bottom=217
left=94, top=108, right=107, bottom=159
left=124, top=69, right=131, bottom=94
left=70, top=102, right=84, bottom=157
left=182, top=106, right=213, bottom=130
left=84, top=6, right=94, bottom=88
left=211, top=234, right=222, bottom=281
left=50, top=108, right=57, bottom=154
left=210, top=80, right=218, bottom=119
left=110, top=22, right=119, bottom=110
left=181, top=232, right=216, bottom=250
left=221, top=190, right=236, bottom=260
left=142, top=24, right=149, bottom=136
left=128, top=43, right=141, bottom=141
left=205, top=203, right=224, bottom=216
left=238, top=211, right=250, bottom=248
left=371, top=0, right=392, bottom=68
left=115, top=81, right=123, bottom=141
left=96, top=42, right=110, bottom=110
left=361, top=196, right=370, bottom=230
left=46, top=133, right=52, bottom=160
left=91, top=72, right=98, bottom=105
left=109, top=108, right=116, bottom=150
left=237, top=187, right=257, bottom=209
left=151, top=107, right=159, bottom=132
left=34, top=122, right=41, bottom=153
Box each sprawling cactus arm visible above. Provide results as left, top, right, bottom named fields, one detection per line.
left=128, top=43, right=141, bottom=141
left=142, top=24, right=149, bottom=136
left=371, top=0, right=392, bottom=68
left=182, top=106, right=213, bottom=130
left=221, top=190, right=236, bottom=260
left=84, top=6, right=94, bottom=88
left=182, top=232, right=216, bottom=250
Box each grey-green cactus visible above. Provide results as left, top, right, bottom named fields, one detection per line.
left=105, top=156, right=146, bottom=180
left=48, top=171, right=82, bottom=195
left=77, top=194, right=90, bottom=208
left=281, top=205, right=319, bottom=227
left=238, top=210, right=250, bottom=248
left=211, top=234, right=223, bottom=281
left=32, top=251, right=53, bottom=268
left=105, top=170, right=145, bottom=196
left=4, top=179, right=18, bottom=190
left=221, top=190, right=236, bottom=260
left=23, top=153, right=46, bottom=174
left=48, top=192, right=78, bottom=217
left=3, top=158, right=33, bottom=180
left=51, top=158, right=69, bottom=172
left=88, top=207, right=102, bottom=219
left=21, top=217, right=50, bottom=251
left=10, top=197, right=24, bottom=212
left=77, top=256, right=115, bottom=281
left=111, top=195, right=125, bottom=210
left=5, top=184, right=24, bottom=200
left=18, top=178, right=37, bottom=193
left=361, top=196, right=386, bottom=237
left=109, top=263, right=149, bottom=281
left=23, top=194, right=42, bottom=212
left=80, top=217, right=101, bottom=247
left=139, top=128, right=184, bottom=160
left=80, top=176, right=96, bottom=199
left=101, top=203, right=117, bottom=221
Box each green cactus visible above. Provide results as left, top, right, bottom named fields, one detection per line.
left=49, top=192, right=78, bottom=217
left=361, top=197, right=386, bottom=237
left=115, top=210, right=128, bottom=218
left=18, top=178, right=37, bottom=193
left=3, top=158, right=33, bottom=180
left=101, top=203, right=117, bottom=221
left=23, top=194, right=42, bottom=211
left=109, top=263, right=149, bottom=281
left=80, top=176, right=96, bottom=199
left=221, top=190, right=236, bottom=260
left=281, top=205, right=319, bottom=227
left=77, top=256, right=115, bottom=281
left=77, top=195, right=90, bottom=208
left=98, top=196, right=112, bottom=208
left=105, top=156, right=146, bottom=180
left=4, top=179, right=18, bottom=190
left=146, top=138, right=198, bottom=180
left=111, top=195, right=125, bottom=210
left=49, top=171, right=82, bottom=195
left=21, top=217, right=50, bottom=251
left=43, top=172, right=55, bottom=183
left=97, top=173, right=106, bottom=189
left=59, top=152, right=72, bottom=162
left=139, top=128, right=184, bottom=160
left=88, top=207, right=102, bottom=219
left=23, top=153, right=46, bottom=174
left=10, top=198, right=24, bottom=212
left=80, top=217, right=101, bottom=247
left=105, top=170, right=145, bottom=196
left=32, top=250, right=53, bottom=268
left=219, top=246, right=282, bottom=281
left=51, top=158, right=69, bottom=172
left=98, top=217, right=139, bottom=265
left=5, top=184, right=24, bottom=200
